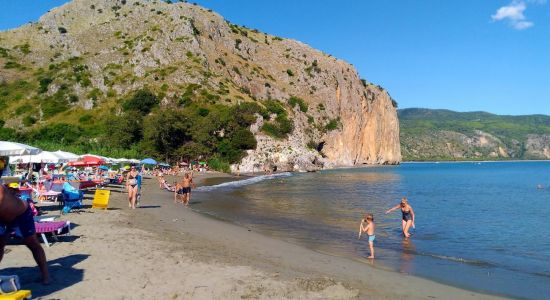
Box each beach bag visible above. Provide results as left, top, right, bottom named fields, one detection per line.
left=0, top=275, right=20, bottom=294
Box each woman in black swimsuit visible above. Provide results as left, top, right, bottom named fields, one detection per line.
left=386, top=197, right=415, bottom=238
left=126, top=166, right=139, bottom=209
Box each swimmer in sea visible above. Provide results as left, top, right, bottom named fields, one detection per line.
left=386, top=197, right=415, bottom=238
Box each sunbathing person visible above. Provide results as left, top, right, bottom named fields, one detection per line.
left=161, top=179, right=175, bottom=192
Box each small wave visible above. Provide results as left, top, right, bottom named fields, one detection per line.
left=195, top=172, right=293, bottom=192
left=421, top=253, right=495, bottom=267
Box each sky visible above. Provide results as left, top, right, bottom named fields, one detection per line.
left=0, top=0, right=549, bottom=115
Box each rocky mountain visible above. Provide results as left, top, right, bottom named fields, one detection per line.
left=0, top=0, right=401, bottom=171
left=399, top=108, right=550, bottom=161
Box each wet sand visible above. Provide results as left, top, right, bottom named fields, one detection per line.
left=1, top=173, right=502, bottom=299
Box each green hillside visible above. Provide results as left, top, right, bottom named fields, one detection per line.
left=1, top=0, right=388, bottom=171
left=399, top=108, right=550, bottom=161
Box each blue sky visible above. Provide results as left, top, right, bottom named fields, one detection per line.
left=1, top=0, right=548, bottom=115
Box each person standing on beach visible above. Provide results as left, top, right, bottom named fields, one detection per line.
left=358, top=213, right=376, bottom=258
left=126, top=166, right=139, bottom=209
left=0, top=157, right=50, bottom=284
left=177, top=173, right=195, bottom=206
left=386, top=197, right=415, bottom=238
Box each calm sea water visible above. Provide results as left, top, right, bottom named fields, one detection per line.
left=192, top=162, right=550, bottom=299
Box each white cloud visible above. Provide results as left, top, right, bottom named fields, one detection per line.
left=491, top=1, right=534, bottom=30
left=513, top=20, right=534, bottom=29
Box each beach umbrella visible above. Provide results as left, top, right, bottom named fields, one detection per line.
left=98, top=165, right=109, bottom=171
left=69, top=155, right=106, bottom=167
left=140, top=158, right=157, bottom=165
left=79, top=154, right=112, bottom=164
left=0, top=141, right=41, bottom=156
left=12, top=151, right=68, bottom=163
left=159, top=162, right=170, bottom=167
left=54, top=150, right=79, bottom=162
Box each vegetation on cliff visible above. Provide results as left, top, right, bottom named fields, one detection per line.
left=400, top=108, right=550, bottom=161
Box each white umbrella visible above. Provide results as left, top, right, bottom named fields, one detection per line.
left=54, top=150, right=79, bottom=162
left=12, top=151, right=68, bottom=164
left=0, top=141, right=41, bottom=156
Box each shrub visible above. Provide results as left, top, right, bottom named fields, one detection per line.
left=286, top=69, right=294, bottom=76
left=207, top=157, right=230, bottom=173
left=33, top=123, right=82, bottom=144
left=58, top=27, right=67, bottom=34
left=22, top=115, right=37, bottom=126
left=263, top=99, right=285, bottom=116
left=4, top=61, right=23, bottom=69
left=235, top=38, right=242, bottom=50
left=261, top=113, right=293, bottom=139
left=288, top=96, right=308, bottom=112
left=325, top=118, right=341, bottom=131
left=15, top=104, right=32, bottom=116
left=79, top=114, right=92, bottom=123
left=38, top=77, right=53, bottom=93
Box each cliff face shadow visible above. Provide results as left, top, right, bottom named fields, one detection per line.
left=1, top=254, right=89, bottom=298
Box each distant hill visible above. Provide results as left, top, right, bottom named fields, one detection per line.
left=399, top=108, right=550, bottom=161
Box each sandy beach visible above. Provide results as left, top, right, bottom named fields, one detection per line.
left=1, top=173, right=502, bottom=299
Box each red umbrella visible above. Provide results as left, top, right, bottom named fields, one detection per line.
left=68, top=155, right=105, bottom=167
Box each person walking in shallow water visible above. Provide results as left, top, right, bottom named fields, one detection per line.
left=386, top=197, right=415, bottom=238
left=358, top=213, right=376, bottom=258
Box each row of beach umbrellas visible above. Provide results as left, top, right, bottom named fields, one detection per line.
left=0, top=141, right=150, bottom=166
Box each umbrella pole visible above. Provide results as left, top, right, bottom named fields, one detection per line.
left=27, top=153, right=32, bottom=182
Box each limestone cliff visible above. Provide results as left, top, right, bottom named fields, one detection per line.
left=0, top=0, right=401, bottom=170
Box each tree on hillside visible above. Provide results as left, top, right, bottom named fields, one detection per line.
left=123, top=89, right=159, bottom=115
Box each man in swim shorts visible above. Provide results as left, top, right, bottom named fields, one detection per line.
left=0, top=156, right=50, bottom=284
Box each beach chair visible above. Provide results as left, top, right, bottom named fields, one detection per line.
left=61, top=183, right=83, bottom=214
left=34, top=221, right=71, bottom=247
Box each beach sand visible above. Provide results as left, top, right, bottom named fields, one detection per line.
left=1, top=173, right=501, bottom=299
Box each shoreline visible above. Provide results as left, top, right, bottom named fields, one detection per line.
left=2, top=173, right=503, bottom=299
left=162, top=172, right=503, bottom=299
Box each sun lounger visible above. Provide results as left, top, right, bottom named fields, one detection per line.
left=34, top=221, right=71, bottom=247
left=25, top=183, right=61, bottom=203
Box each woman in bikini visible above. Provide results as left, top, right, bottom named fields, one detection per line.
left=386, top=197, right=415, bottom=238
left=126, top=166, right=139, bottom=209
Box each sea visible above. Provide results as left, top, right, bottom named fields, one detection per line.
left=192, top=162, right=550, bottom=299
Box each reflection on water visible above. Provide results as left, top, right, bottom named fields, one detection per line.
left=400, top=238, right=416, bottom=275
left=193, top=162, right=550, bottom=299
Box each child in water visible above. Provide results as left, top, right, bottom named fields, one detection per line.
left=358, top=213, right=376, bottom=258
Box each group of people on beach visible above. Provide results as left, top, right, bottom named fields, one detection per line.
left=358, top=197, right=415, bottom=259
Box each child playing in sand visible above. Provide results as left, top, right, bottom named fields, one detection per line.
left=358, top=213, right=376, bottom=258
